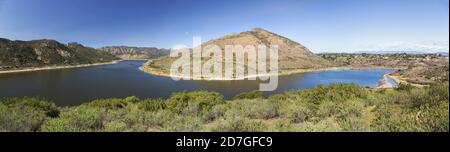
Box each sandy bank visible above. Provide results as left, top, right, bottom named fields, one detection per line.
left=0, top=60, right=122, bottom=74
left=376, top=73, right=397, bottom=89
left=388, top=74, right=428, bottom=87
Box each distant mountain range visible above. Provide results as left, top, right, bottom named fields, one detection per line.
left=99, top=46, right=170, bottom=60
left=318, top=51, right=449, bottom=56
left=354, top=50, right=449, bottom=55
left=0, top=38, right=117, bottom=70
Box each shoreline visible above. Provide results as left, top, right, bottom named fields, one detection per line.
left=139, top=61, right=404, bottom=83
left=1, top=59, right=413, bottom=89
left=0, top=60, right=122, bottom=74
left=387, top=74, right=428, bottom=87
left=376, top=73, right=397, bottom=89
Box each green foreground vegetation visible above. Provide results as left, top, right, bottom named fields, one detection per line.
left=1, top=83, right=448, bottom=132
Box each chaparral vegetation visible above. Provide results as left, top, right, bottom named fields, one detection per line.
left=1, top=83, right=448, bottom=132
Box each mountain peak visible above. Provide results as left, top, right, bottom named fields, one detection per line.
left=250, top=27, right=269, bottom=32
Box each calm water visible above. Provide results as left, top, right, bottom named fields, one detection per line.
left=0, top=60, right=394, bottom=106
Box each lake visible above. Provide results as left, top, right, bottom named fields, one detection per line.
left=0, top=60, right=395, bottom=106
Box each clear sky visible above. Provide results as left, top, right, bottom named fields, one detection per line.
left=0, top=0, right=448, bottom=52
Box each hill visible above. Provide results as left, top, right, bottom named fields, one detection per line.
left=143, top=28, right=332, bottom=78
left=201, top=28, right=331, bottom=69
left=0, top=38, right=117, bottom=71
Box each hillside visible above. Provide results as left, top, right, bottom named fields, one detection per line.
left=144, top=28, right=332, bottom=78
left=320, top=53, right=450, bottom=85
left=99, top=46, right=169, bottom=60
left=201, top=28, right=331, bottom=69
left=0, top=38, right=117, bottom=71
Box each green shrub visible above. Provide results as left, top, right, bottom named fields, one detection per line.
left=414, top=102, right=449, bottom=132
left=124, top=96, right=141, bottom=103
left=232, top=90, right=263, bottom=100
left=202, top=104, right=229, bottom=122
left=0, top=97, right=59, bottom=118
left=371, top=84, right=449, bottom=132
left=278, top=102, right=313, bottom=123
left=0, top=104, right=47, bottom=131
left=166, top=91, right=224, bottom=115
left=83, top=96, right=140, bottom=109
left=396, top=83, right=414, bottom=92
left=143, top=110, right=175, bottom=129
left=230, top=99, right=278, bottom=119
left=41, top=106, right=103, bottom=132
left=163, top=115, right=202, bottom=132
left=297, top=118, right=342, bottom=132
left=203, top=106, right=268, bottom=132
left=138, top=99, right=166, bottom=112
left=268, top=83, right=368, bottom=105
left=205, top=116, right=268, bottom=132
left=40, top=118, right=81, bottom=132
left=0, top=97, right=58, bottom=131
left=102, top=120, right=127, bottom=132
left=427, top=83, right=449, bottom=105
left=122, top=105, right=146, bottom=128
left=303, top=83, right=368, bottom=103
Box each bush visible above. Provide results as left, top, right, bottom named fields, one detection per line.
left=415, top=102, right=449, bottom=132
left=268, top=84, right=368, bottom=105
left=427, top=83, right=449, bottom=105
left=232, top=90, right=263, bottom=100
left=203, top=105, right=268, bottom=132
left=278, top=102, right=313, bottom=123
left=83, top=96, right=140, bottom=109
left=138, top=99, right=166, bottom=112
left=232, top=99, right=278, bottom=119
left=124, top=96, right=141, bottom=103
left=0, top=97, right=59, bottom=118
left=303, top=83, right=368, bottom=103
left=396, top=83, right=414, bottom=92
left=372, top=83, right=449, bottom=132
left=166, top=91, right=225, bottom=115
left=202, top=104, right=229, bottom=122
left=41, top=106, right=103, bottom=132
left=163, top=115, right=202, bottom=132
left=0, top=97, right=58, bottom=131
left=143, top=110, right=175, bottom=129
left=121, top=105, right=146, bottom=128
left=205, top=117, right=268, bottom=132
left=297, top=118, right=342, bottom=132
left=40, top=118, right=81, bottom=132
left=102, top=120, right=127, bottom=132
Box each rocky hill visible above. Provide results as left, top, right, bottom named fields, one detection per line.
left=0, top=38, right=117, bottom=71
left=145, top=28, right=332, bottom=77
left=99, top=46, right=169, bottom=60
left=201, top=28, right=331, bottom=70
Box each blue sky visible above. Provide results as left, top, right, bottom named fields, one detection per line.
left=0, top=0, right=448, bottom=52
